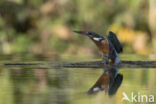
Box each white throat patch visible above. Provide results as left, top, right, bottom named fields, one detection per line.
left=93, top=37, right=101, bottom=41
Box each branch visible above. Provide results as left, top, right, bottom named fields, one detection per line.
left=3, top=60, right=156, bottom=69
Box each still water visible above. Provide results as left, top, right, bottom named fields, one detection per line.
left=0, top=54, right=155, bottom=104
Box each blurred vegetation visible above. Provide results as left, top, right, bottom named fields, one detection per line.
left=0, top=1, right=156, bottom=104
left=0, top=0, right=156, bottom=57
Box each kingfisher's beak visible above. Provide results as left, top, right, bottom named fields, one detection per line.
left=73, top=30, right=88, bottom=36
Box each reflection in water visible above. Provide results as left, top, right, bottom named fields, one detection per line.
left=88, top=67, right=123, bottom=96
left=0, top=55, right=155, bottom=104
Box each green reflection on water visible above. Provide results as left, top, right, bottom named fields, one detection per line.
left=0, top=54, right=155, bottom=104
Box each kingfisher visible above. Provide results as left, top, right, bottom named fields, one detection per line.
left=74, top=31, right=122, bottom=64
left=88, top=68, right=123, bottom=95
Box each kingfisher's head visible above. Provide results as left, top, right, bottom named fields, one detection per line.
left=73, top=30, right=102, bottom=41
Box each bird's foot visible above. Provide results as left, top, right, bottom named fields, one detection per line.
left=102, top=54, right=109, bottom=64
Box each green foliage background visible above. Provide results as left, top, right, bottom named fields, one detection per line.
left=0, top=0, right=155, bottom=56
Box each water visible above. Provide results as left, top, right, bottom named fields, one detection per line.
left=0, top=54, right=156, bottom=104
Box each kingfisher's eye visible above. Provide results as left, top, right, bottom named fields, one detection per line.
left=87, top=32, right=94, bottom=37
left=88, top=32, right=92, bottom=35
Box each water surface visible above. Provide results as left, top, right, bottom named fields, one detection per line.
left=0, top=54, right=155, bottom=104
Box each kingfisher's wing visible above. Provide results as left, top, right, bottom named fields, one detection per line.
left=108, top=74, right=123, bottom=96
left=108, top=31, right=123, bottom=53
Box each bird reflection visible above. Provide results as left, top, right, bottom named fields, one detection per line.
left=88, top=67, right=123, bottom=96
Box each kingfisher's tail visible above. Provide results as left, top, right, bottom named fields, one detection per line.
left=114, top=50, right=122, bottom=65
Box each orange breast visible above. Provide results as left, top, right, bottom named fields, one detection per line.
left=93, top=72, right=110, bottom=92
left=95, top=39, right=109, bottom=55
